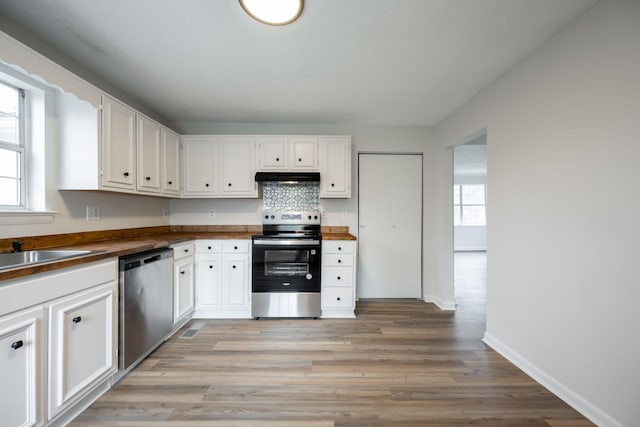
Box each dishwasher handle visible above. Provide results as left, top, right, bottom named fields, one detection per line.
left=144, top=254, right=162, bottom=264
left=120, top=248, right=173, bottom=272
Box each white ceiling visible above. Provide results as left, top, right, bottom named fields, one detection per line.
left=0, top=0, right=596, bottom=126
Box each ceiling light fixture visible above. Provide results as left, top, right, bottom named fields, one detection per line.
left=239, top=0, right=304, bottom=26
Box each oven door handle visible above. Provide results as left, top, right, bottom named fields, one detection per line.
left=253, top=239, right=321, bottom=246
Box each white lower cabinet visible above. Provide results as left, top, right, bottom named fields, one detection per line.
left=222, top=253, right=249, bottom=310
left=0, top=259, right=118, bottom=427
left=321, top=240, right=357, bottom=318
left=174, top=259, right=195, bottom=323
left=194, top=240, right=251, bottom=318
left=0, top=305, right=45, bottom=427
left=172, top=242, right=195, bottom=329
left=48, top=283, right=116, bottom=420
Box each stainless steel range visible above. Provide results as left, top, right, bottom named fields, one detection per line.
left=252, top=211, right=322, bottom=318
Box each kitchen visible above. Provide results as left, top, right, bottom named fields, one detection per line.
left=1, top=1, right=639, bottom=426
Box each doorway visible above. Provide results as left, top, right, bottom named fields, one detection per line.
left=453, top=134, right=487, bottom=306
left=358, top=153, right=422, bottom=298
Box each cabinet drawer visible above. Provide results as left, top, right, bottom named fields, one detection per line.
left=323, top=267, right=353, bottom=286
left=323, top=241, right=354, bottom=254
left=322, top=287, right=353, bottom=308
left=323, top=254, right=353, bottom=267
left=196, top=240, right=223, bottom=254
left=222, top=240, right=249, bottom=254
left=173, top=242, right=195, bottom=260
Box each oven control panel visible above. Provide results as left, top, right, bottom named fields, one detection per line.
left=263, top=211, right=321, bottom=225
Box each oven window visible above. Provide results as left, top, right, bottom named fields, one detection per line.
left=264, top=249, right=310, bottom=276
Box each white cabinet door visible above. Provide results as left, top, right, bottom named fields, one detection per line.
left=48, top=283, right=116, bottom=419
left=183, top=137, right=218, bottom=196
left=195, top=255, right=222, bottom=310
left=289, top=137, right=318, bottom=169
left=319, top=137, right=351, bottom=198
left=0, top=306, right=44, bottom=427
left=137, top=114, right=162, bottom=193
left=174, top=258, right=195, bottom=322
left=162, top=128, right=181, bottom=195
left=256, top=136, right=288, bottom=170
left=222, top=254, right=250, bottom=309
left=173, top=242, right=195, bottom=328
left=101, top=95, right=136, bottom=190
left=220, top=136, right=257, bottom=197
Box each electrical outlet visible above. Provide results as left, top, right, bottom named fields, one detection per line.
left=86, top=205, right=100, bottom=221
left=209, top=210, right=216, bottom=218
left=162, top=209, right=169, bottom=218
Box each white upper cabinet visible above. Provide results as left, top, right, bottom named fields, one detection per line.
left=221, top=136, right=257, bottom=197
left=256, top=136, right=320, bottom=171
left=101, top=95, right=136, bottom=190
left=289, top=137, right=318, bottom=169
left=162, top=128, right=181, bottom=195
left=136, top=113, right=162, bottom=193
left=57, top=92, right=181, bottom=198
left=183, top=136, right=258, bottom=198
left=182, top=136, right=219, bottom=196
left=319, top=136, right=351, bottom=198
left=256, top=136, right=288, bottom=170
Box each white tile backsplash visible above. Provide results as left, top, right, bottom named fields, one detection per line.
left=263, top=182, right=320, bottom=212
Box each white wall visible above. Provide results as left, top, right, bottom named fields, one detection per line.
left=171, top=122, right=439, bottom=299
left=0, top=32, right=171, bottom=240
left=434, top=1, right=640, bottom=425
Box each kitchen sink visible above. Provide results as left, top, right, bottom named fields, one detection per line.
left=0, top=250, right=97, bottom=271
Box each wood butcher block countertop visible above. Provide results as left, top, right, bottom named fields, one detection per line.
left=0, top=225, right=356, bottom=281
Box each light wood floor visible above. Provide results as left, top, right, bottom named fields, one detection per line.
left=72, top=253, right=593, bottom=426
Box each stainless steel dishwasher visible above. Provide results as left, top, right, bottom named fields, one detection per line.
left=119, top=248, right=173, bottom=372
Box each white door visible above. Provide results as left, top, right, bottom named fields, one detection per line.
left=358, top=154, right=422, bottom=298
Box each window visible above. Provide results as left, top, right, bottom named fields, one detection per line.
left=0, top=80, right=26, bottom=209
left=454, top=184, right=486, bottom=226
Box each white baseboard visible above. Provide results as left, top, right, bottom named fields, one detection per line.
left=483, top=332, right=622, bottom=427
left=454, top=247, right=486, bottom=252
left=423, top=296, right=456, bottom=311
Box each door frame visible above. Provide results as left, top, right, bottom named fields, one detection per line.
left=447, top=127, right=487, bottom=310
left=357, top=152, right=424, bottom=299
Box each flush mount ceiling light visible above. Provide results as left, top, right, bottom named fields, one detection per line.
left=239, top=0, right=304, bottom=26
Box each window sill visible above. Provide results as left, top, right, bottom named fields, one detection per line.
left=0, top=210, right=58, bottom=225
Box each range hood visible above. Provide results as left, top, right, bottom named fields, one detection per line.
left=255, top=172, right=320, bottom=183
